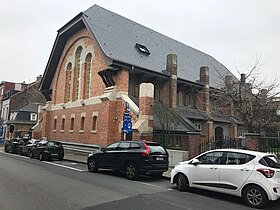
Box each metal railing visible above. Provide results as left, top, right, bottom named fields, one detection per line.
left=60, top=141, right=100, bottom=154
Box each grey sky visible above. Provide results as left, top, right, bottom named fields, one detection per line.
left=0, top=0, right=279, bottom=87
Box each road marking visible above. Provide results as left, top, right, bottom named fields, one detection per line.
left=43, top=161, right=87, bottom=172
left=135, top=181, right=167, bottom=189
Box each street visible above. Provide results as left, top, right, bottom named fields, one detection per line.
left=1, top=149, right=280, bottom=210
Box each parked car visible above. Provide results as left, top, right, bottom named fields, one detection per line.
left=87, top=140, right=169, bottom=180
left=29, top=140, right=64, bottom=161
left=171, top=149, right=280, bottom=208
left=4, top=138, right=27, bottom=154
left=18, top=139, right=40, bottom=156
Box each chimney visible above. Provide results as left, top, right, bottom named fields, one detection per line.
left=200, top=66, right=209, bottom=112
left=166, top=54, right=177, bottom=108
left=241, top=73, right=246, bottom=84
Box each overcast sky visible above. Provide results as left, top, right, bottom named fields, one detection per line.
left=0, top=0, right=279, bottom=87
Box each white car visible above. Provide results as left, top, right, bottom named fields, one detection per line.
left=171, top=149, right=280, bottom=208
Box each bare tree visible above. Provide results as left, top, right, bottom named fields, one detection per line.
left=210, top=57, right=280, bottom=134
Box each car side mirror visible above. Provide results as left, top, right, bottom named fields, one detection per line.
left=191, top=158, right=200, bottom=165
left=101, top=147, right=106, bottom=152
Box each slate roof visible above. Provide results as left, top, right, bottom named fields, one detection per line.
left=7, top=104, right=42, bottom=124
left=40, top=5, right=238, bottom=91
left=177, top=106, right=244, bottom=125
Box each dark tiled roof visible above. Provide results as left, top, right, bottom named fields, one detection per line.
left=83, top=5, right=237, bottom=88
left=40, top=5, right=238, bottom=91
left=12, top=103, right=42, bottom=112
left=177, top=106, right=243, bottom=124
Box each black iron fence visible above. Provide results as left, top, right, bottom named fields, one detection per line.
left=200, top=136, right=280, bottom=158
left=200, top=137, right=244, bottom=153
left=259, top=136, right=280, bottom=158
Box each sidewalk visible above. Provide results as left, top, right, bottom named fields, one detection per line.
left=64, top=150, right=171, bottom=179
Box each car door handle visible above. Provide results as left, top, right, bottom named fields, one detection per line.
left=240, top=168, right=250, bottom=172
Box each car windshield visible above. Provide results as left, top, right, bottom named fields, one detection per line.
left=259, top=155, right=280, bottom=169
left=48, top=142, right=63, bottom=148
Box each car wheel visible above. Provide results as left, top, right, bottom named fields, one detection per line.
left=59, top=157, right=63, bottom=161
left=176, top=173, right=189, bottom=191
left=27, top=149, right=31, bottom=157
left=4, top=146, right=8, bottom=153
left=125, top=162, right=139, bottom=180
left=243, top=185, right=268, bottom=208
left=39, top=153, right=44, bottom=161
left=11, top=146, right=15, bottom=154
left=29, top=151, right=34, bottom=158
left=88, top=158, right=98, bottom=172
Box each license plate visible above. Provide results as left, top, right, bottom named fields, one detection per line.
left=156, top=157, right=164, bottom=161
left=51, top=153, right=58, bottom=156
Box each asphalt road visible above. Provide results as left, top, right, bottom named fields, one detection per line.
left=1, top=149, right=280, bottom=210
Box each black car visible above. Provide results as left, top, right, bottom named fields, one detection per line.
left=4, top=138, right=27, bottom=154
left=87, top=140, right=169, bottom=180
left=19, top=139, right=40, bottom=156
left=29, top=140, right=64, bottom=161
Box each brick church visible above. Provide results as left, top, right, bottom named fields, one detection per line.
left=38, top=5, right=244, bottom=157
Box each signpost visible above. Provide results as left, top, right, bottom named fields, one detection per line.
left=122, top=102, right=132, bottom=140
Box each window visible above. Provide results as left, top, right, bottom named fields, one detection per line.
left=226, top=152, right=255, bottom=165
left=259, top=155, right=280, bottom=168
left=177, top=90, right=183, bottom=105
left=73, top=46, right=83, bottom=101
left=61, top=118, right=65, bottom=131
left=195, top=123, right=201, bottom=131
left=135, top=43, right=150, bottom=55
left=53, top=119, right=57, bottom=130
left=117, top=142, right=130, bottom=150
left=154, top=83, right=160, bottom=101
left=168, top=136, right=173, bottom=146
left=197, top=151, right=224, bottom=164
left=92, top=116, right=97, bottom=131
left=84, top=53, right=92, bottom=99
left=65, top=63, right=72, bottom=102
left=30, top=113, right=37, bottom=121
left=130, top=142, right=140, bottom=149
left=70, top=117, right=75, bottom=130
left=175, top=136, right=181, bottom=147
left=106, top=142, right=119, bottom=151
left=80, top=116, right=85, bottom=131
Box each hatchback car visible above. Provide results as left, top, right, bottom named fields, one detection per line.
left=171, top=149, right=280, bottom=208
left=87, top=140, right=169, bottom=180
left=4, top=138, right=26, bottom=154
left=29, top=140, right=64, bottom=161
left=19, top=139, right=40, bottom=156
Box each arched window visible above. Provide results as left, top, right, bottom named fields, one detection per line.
left=92, top=116, right=97, bottom=131
left=54, top=119, right=57, bottom=130
left=65, top=63, right=72, bottom=102
left=80, top=116, right=85, bottom=131
left=73, top=46, right=83, bottom=101
left=177, top=90, right=183, bottom=105
left=61, top=118, right=65, bottom=130
left=84, top=53, right=92, bottom=99
left=154, top=83, right=160, bottom=101
left=70, top=117, right=75, bottom=130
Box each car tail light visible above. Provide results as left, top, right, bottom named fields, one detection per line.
left=141, top=144, right=150, bottom=157
left=257, top=168, right=275, bottom=178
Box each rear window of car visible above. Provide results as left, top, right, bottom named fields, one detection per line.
left=48, top=142, right=63, bottom=148
left=259, top=155, right=280, bottom=169
left=146, top=144, right=166, bottom=154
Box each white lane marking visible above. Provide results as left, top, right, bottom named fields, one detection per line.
left=134, top=181, right=167, bottom=189
left=43, top=161, right=87, bottom=172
